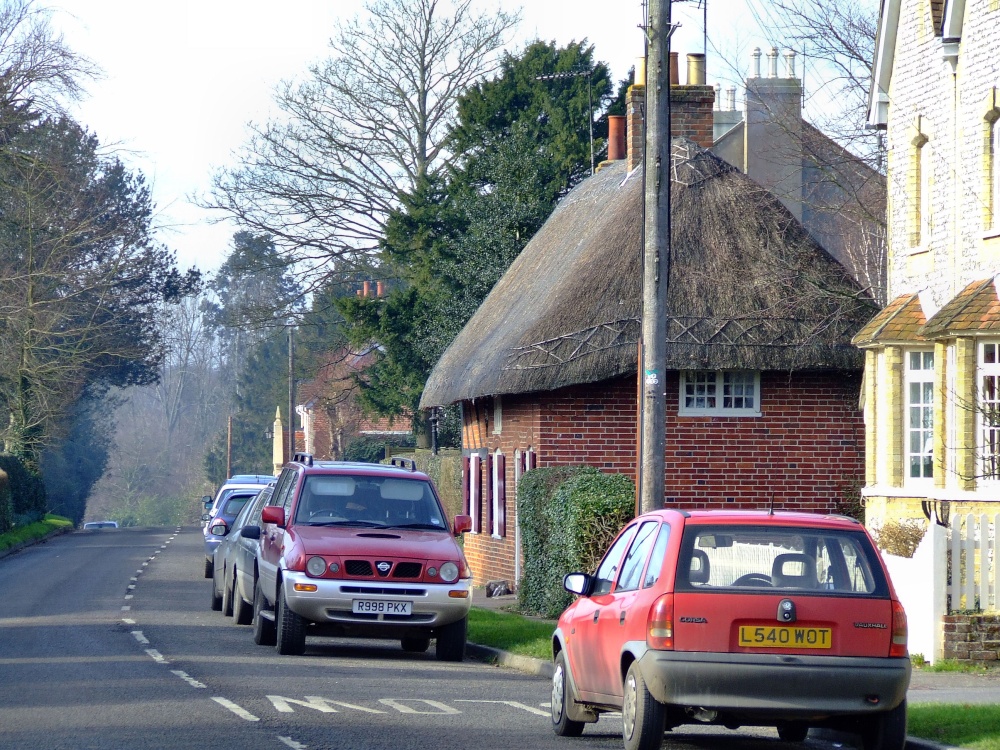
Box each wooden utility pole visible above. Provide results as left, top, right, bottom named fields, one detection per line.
left=288, top=324, right=295, bottom=462
left=226, top=415, right=232, bottom=478
left=639, top=0, right=672, bottom=514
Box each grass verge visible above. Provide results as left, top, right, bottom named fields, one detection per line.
left=0, top=514, right=72, bottom=553
left=909, top=703, right=1000, bottom=749
left=467, top=607, right=555, bottom=661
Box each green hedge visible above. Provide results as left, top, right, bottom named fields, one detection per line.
left=0, top=454, right=46, bottom=533
left=517, top=466, right=635, bottom=618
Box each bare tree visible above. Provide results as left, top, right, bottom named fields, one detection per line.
left=203, top=0, right=519, bottom=291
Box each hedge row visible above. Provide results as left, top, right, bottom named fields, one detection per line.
left=517, top=465, right=635, bottom=618
left=0, top=454, right=47, bottom=534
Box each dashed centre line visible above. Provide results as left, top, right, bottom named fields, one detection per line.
left=212, top=697, right=260, bottom=722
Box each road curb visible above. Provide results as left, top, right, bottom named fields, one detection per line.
left=466, top=642, right=554, bottom=679
left=0, top=526, right=72, bottom=560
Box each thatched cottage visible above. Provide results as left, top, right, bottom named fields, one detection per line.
left=421, top=54, right=880, bottom=587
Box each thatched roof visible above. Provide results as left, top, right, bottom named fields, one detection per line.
left=421, top=139, right=876, bottom=408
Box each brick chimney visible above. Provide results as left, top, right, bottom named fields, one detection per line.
left=625, top=51, right=717, bottom=172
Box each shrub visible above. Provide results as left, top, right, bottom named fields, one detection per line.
left=343, top=434, right=415, bottom=463
left=0, top=454, right=46, bottom=532
left=871, top=518, right=927, bottom=558
left=518, top=465, right=635, bottom=618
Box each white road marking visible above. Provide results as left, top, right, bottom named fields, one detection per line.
left=378, top=698, right=460, bottom=714
left=144, top=649, right=168, bottom=664
left=278, top=738, right=307, bottom=750
left=131, top=631, right=149, bottom=645
left=212, top=697, right=259, bottom=722
left=267, top=696, right=385, bottom=714
left=455, top=699, right=549, bottom=717
left=124, top=595, right=133, bottom=600
left=122, top=618, right=135, bottom=625
left=171, top=670, right=206, bottom=688
left=121, top=606, right=131, bottom=611
left=127, top=585, right=136, bottom=591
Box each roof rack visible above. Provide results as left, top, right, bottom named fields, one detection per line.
left=292, top=452, right=314, bottom=467
left=390, top=457, right=417, bottom=472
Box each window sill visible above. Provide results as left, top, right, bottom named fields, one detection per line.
left=983, top=227, right=1000, bottom=240
left=677, top=410, right=762, bottom=418
left=907, top=244, right=931, bottom=256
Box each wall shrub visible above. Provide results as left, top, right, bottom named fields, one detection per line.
left=518, top=465, right=635, bottom=618
left=0, top=454, right=45, bottom=531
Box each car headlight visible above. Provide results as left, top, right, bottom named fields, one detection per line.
left=306, top=556, right=328, bottom=577
left=439, top=562, right=459, bottom=583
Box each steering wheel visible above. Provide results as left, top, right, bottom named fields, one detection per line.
left=732, top=573, right=772, bottom=587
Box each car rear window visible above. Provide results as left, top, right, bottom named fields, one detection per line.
left=676, top=524, right=888, bottom=596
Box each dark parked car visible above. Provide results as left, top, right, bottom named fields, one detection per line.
left=550, top=509, right=911, bottom=750
left=203, top=489, right=262, bottom=578
left=211, top=485, right=273, bottom=622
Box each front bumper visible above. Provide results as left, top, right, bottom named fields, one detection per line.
left=637, top=650, right=911, bottom=720
left=280, top=572, right=472, bottom=633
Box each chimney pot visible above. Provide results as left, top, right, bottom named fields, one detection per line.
left=714, top=82, right=721, bottom=110
left=686, top=53, right=706, bottom=86
left=635, top=56, right=646, bottom=86
left=784, top=49, right=797, bottom=79
left=363, top=280, right=371, bottom=297
left=768, top=46, right=779, bottom=78
left=376, top=280, right=385, bottom=297
left=608, top=115, right=626, bottom=160
left=669, top=51, right=679, bottom=86
left=726, top=86, right=737, bottom=111
left=751, top=47, right=762, bottom=78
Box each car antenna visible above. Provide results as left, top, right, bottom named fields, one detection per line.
left=768, top=493, right=775, bottom=516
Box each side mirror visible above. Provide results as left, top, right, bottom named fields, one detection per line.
left=210, top=521, right=228, bottom=537
left=563, top=572, right=594, bottom=597
left=240, top=525, right=262, bottom=540
left=203, top=496, right=213, bottom=509
left=201, top=513, right=211, bottom=523
left=261, top=505, right=285, bottom=528
left=453, top=514, right=472, bottom=535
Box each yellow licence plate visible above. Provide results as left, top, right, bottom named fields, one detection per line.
left=738, top=625, right=832, bottom=649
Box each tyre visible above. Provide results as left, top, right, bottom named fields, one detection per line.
left=210, top=577, right=223, bottom=611
left=861, top=700, right=906, bottom=750
left=401, top=636, right=431, bottom=653
left=204, top=557, right=213, bottom=579
left=777, top=723, right=809, bottom=742
left=435, top=616, right=467, bottom=662
left=622, top=661, right=665, bottom=750
left=251, top=581, right=276, bottom=646
left=275, top=585, right=307, bottom=655
left=221, top=573, right=234, bottom=617
left=551, top=651, right=585, bottom=737
left=232, top=576, right=252, bottom=625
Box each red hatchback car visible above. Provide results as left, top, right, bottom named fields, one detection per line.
left=551, top=509, right=911, bottom=750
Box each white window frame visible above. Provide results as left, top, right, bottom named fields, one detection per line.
left=491, top=449, right=503, bottom=538
left=979, top=342, right=1000, bottom=482
left=904, top=349, right=935, bottom=483
left=678, top=371, right=761, bottom=417
left=469, top=453, right=481, bottom=534
left=993, top=120, right=1000, bottom=230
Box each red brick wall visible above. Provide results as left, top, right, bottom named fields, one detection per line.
left=460, top=371, right=865, bottom=586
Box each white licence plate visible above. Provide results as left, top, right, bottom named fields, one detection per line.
left=352, top=599, right=412, bottom=615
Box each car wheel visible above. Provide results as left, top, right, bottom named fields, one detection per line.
left=777, top=723, right=809, bottom=742
left=435, top=616, right=467, bottom=662
left=275, top=585, right=306, bottom=656
left=251, top=581, right=276, bottom=646
left=232, top=576, right=252, bottom=625
left=204, top=557, right=213, bottom=579
left=210, top=577, right=223, bottom=611
left=221, top=573, right=234, bottom=617
left=861, top=700, right=906, bottom=750
left=622, top=661, right=665, bottom=750
left=551, top=651, right=585, bottom=737
left=401, top=636, right=431, bottom=653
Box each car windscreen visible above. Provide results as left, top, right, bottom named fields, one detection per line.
left=675, top=524, right=889, bottom=597
left=294, top=475, right=447, bottom=529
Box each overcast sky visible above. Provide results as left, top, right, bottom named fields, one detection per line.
left=48, top=0, right=762, bottom=275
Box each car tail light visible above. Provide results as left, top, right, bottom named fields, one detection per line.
left=889, top=599, right=908, bottom=657
left=647, top=594, right=674, bottom=650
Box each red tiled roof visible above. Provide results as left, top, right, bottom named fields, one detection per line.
left=852, top=293, right=928, bottom=346
left=920, top=278, right=1000, bottom=336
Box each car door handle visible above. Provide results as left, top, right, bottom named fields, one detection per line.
left=620, top=611, right=626, bottom=625
left=593, top=610, right=599, bottom=623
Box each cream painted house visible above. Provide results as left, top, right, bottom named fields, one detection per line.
left=858, top=0, right=1000, bottom=526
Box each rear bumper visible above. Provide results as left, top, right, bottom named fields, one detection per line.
left=637, top=650, right=911, bottom=720
left=280, top=572, right=472, bottom=635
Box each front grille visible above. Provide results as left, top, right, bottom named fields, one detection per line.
left=340, top=586, right=426, bottom=596
left=392, top=563, right=422, bottom=578
left=345, top=560, right=374, bottom=576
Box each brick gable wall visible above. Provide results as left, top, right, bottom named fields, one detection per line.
left=460, top=371, right=865, bottom=585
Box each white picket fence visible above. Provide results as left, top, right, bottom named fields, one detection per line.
left=881, top=512, right=1000, bottom=664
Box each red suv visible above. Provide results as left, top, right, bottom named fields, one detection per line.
left=551, top=509, right=911, bottom=750
left=242, top=454, right=473, bottom=660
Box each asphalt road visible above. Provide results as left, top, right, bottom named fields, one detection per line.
left=0, top=525, right=885, bottom=750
